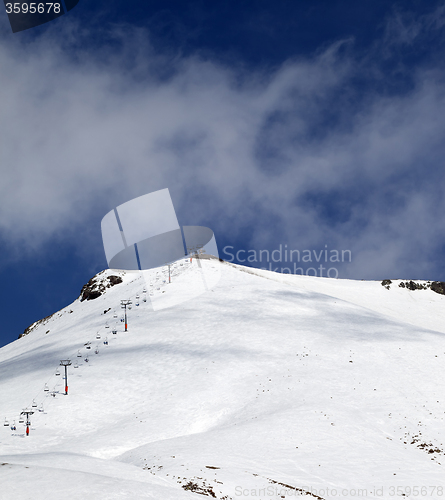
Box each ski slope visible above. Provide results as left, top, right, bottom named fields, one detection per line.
left=0, top=258, right=444, bottom=499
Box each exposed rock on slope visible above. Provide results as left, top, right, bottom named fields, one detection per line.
left=79, top=272, right=123, bottom=302
left=18, top=312, right=56, bottom=339
left=381, top=279, right=445, bottom=295
left=19, top=271, right=124, bottom=339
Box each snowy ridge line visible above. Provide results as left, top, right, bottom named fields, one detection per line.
left=2, top=258, right=193, bottom=434
left=1, top=257, right=445, bottom=497
left=0, top=256, right=419, bottom=428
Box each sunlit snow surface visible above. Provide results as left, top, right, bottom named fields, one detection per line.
left=1, top=259, right=444, bottom=499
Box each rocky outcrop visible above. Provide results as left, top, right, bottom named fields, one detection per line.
left=430, top=281, right=445, bottom=295
left=19, top=272, right=124, bottom=340
left=18, top=313, right=55, bottom=339
left=80, top=273, right=123, bottom=302
left=381, top=279, right=445, bottom=295
left=398, top=280, right=427, bottom=291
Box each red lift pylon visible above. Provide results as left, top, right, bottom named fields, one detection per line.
left=21, top=409, right=34, bottom=436
left=121, top=300, right=132, bottom=332
left=60, top=359, right=72, bottom=395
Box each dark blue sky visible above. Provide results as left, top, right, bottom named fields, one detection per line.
left=72, top=1, right=430, bottom=63
left=1, top=0, right=445, bottom=348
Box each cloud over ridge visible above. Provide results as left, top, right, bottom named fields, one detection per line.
left=1, top=5, right=445, bottom=279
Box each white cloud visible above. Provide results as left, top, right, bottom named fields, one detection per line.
left=1, top=10, right=445, bottom=279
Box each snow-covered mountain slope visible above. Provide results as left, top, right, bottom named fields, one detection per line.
left=1, top=258, right=444, bottom=500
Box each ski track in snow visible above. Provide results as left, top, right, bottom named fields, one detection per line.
left=1, top=258, right=444, bottom=499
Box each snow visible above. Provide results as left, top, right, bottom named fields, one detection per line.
left=1, top=258, right=444, bottom=499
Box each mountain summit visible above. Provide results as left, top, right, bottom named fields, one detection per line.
left=1, top=258, right=444, bottom=499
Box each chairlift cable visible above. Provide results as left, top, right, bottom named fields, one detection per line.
left=12, top=288, right=146, bottom=427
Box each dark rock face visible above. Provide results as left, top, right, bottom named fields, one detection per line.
left=381, top=279, right=392, bottom=289
left=399, top=280, right=426, bottom=291
left=80, top=284, right=102, bottom=301
left=393, top=280, right=445, bottom=295
left=430, top=281, right=445, bottom=295
left=19, top=313, right=55, bottom=339
left=80, top=274, right=123, bottom=302
left=19, top=272, right=124, bottom=340
left=108, top=276, right=122, bottom=286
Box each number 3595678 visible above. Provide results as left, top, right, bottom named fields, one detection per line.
left=5, top=3, right=61, bottom=14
